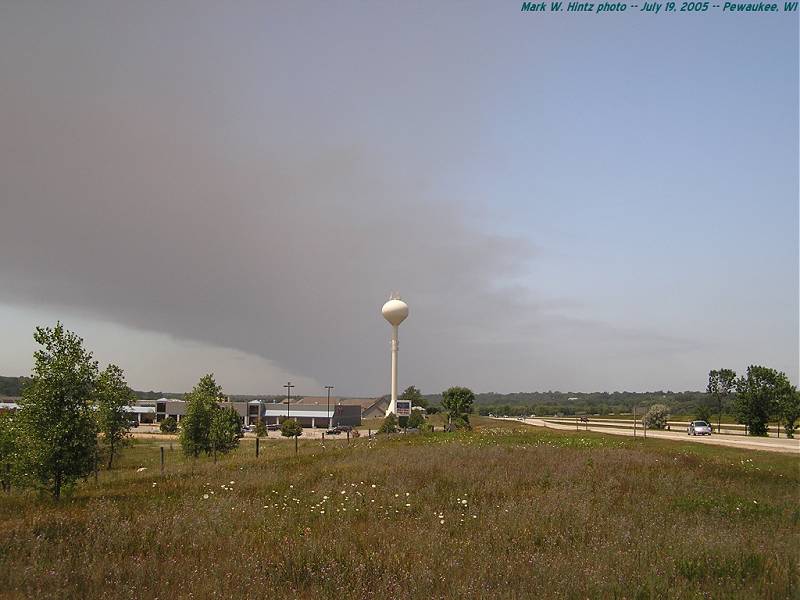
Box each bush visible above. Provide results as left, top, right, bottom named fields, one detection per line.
left=378, top=413, right=398, bottom=434
left=210, top=407, right=242, bottom=456
left=695, top=405, right=712, bottom=424
left=280, top=418, right=303, bottom=438
left=254, top=421, right=267, bottom=438
left=643, top=404, right=670, bottom=430
left=160, top=417, right=178, bottom=433
left=407, top=410, right=425, bottom=429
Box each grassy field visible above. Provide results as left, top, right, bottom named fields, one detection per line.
left=1, top=418, right=798, bottom=599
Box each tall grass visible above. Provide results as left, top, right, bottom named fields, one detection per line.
left=1, top=420, right=797, bottom=599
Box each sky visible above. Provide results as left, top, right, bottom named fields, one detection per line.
left=0, top=2, right=797, bottom=396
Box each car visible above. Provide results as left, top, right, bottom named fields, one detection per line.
left=266, top=424, right=281, bottom=431
left=688, top=420, right=712, bottom=436
left=325, top=429, right=341, bottom=435
left=128, top=419, right=139, bottom=428
left=335, top=425, right=353, bottom=433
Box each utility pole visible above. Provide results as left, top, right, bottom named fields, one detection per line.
left=325, top=385, right=334, bottom=429
left=283, top=382, right=294, bottom=420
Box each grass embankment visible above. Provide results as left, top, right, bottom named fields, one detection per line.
left=0, top=419, right=798, bottom=599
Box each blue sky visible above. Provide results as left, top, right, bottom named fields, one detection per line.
left=0, top=2, right=796, bottom=395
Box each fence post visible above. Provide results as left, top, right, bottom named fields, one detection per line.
left=160, top=446, right=165, bottom=476
left=347, top=430, right=350, bottom=444
left=295, top=435, right=298, bottom=454
left=256, top=437, right=260, bottom=458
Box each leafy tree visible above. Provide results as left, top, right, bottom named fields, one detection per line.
left=95, top=364, right=134, bottom=469
left=695, top=404, right=712, bottom=424
left=733, top=366, right=785, bottom=436
left=777, top=385, right=799, bottom=439
left=400, top=386, right=428, bottom=410
left=280, top=418, right=303, bottom=438
left=159, top=416, right=178, bottom=433
left=180, top=374, right=222, bottom=458
left=254, top=421, right=267, bottom=437
left=425, top=406, right=440, bottom=415
left=441, top=386, right=475, bottom=427
left=407, top=409, right=425, bottom=429
left=378, top=412, right=398, bottom=434
left=210, top=406, right=242, bottom=461
left=0, top=411, right=19, bottom=492
left=17, top=323, right=99, bottom=499
left=707, top=369, right=736, bottom=433
left=643, top=404, right=670, bottom=429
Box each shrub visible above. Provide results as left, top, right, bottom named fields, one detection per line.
left=695, top=404, right=712, bottom=424
left=407, top=410, right=425, bottom=429
left=378, top=413, right=398, bottom=434
left=210, top=407, right=242, bottom=457
left=254, top=421, right=267, bottom=438
left=160, top=417, right=178, bottom=433
left=280, top=418, right=303, bottom=438
left=643, top=404, right=670, bottom=430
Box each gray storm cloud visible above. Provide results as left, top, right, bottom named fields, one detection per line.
left=2, top=2, right=774, bottom=394
left=0, top=4, right=542, bottom=393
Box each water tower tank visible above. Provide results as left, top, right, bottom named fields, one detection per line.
left=382, top=298, right=409, bottom=326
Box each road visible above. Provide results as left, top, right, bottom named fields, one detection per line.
left=500, top=417, right=800, bottom=454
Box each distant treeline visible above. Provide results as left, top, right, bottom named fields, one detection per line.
left=2, top=374, right=721, bottom=416
left=423, top=391, right=726, bottom=417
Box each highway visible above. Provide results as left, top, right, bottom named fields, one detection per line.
left=500, top=417, right=800, bottom=454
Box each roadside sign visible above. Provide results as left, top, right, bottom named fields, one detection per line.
left=396, top=401, right=412, bottom=417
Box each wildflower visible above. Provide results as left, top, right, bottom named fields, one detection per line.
left=440, top=519, right=445, bottom=524
left=203, top=494, right=209, bottom=499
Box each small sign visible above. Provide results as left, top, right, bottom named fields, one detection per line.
left=396, top=401, right=412, bottom=417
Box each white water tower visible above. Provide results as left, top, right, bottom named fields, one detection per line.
left=381, top=293, right=409, bottom=416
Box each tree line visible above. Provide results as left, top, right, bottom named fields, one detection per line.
left=0, top=323, right=244, bottom=499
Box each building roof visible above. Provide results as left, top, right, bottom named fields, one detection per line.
left=263, top=407, right=333, bottom=419
left=124, top=405, right=156, bottom=414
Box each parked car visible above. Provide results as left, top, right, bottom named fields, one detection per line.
left=128, top=419, right=139, bottom=428
left=266, top=424, right=281, bottom=431
left=687, top=420, right=712, bottom=436
left=325, top=428, right=340, bottom=435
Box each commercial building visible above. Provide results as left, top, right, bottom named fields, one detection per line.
left=130, top=397, right=362, bottom=428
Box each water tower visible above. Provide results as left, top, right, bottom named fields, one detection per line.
left=381, top=293, right=409, bottom=416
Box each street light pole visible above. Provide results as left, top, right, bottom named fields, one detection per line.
left=283, top=382, right=294, bottom=421
left=325, top=385, right=334, bottom=429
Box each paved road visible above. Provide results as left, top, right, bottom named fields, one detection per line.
left=500, top=418, right=800, bottom=454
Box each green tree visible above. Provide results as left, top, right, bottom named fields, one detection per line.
left=159, top=416, right=178, bottom=433
left=95, top=364, right=134, bottom=469
left=280, top=418, right=303, bottom=438
left=0, top=411, right=19, bottom=492
left=210, top=406, right=242, bottom=461
left=733, top=366, right=785, bottom=436
left=407, top=409, right=425, bottom=429
left=441, top=386, right=475, bottom=428
left=179, top=374, right=222, bottom=458
left=777, top=385, right=799, bottom=439
left=643, top=404, right=670, bottom=429
left=695, top=404, right=712, bottom=424
left=378, top=412, right=398, bottom=433
left=17, top=323, right=99, bottom=499
left=707, top=369, right=736, bottom=433
left=254, top=421, right=267, bottom=438
left=400, top=385, right=428, bottom=410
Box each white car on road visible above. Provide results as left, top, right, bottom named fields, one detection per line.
left=688, top=420, right=712, bottom=436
